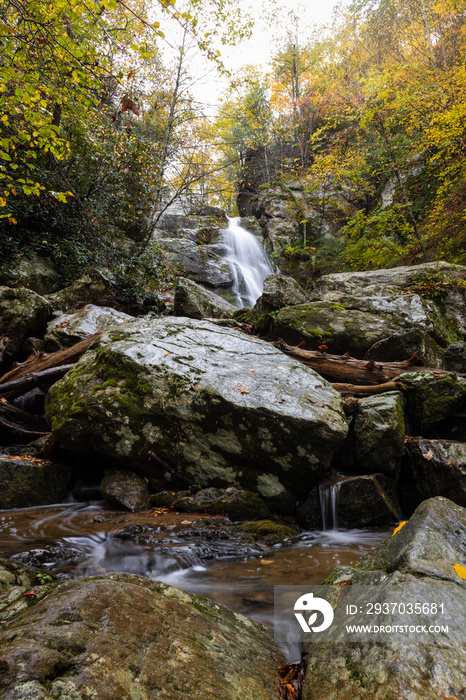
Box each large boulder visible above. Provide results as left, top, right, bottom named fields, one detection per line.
left=364, top=328, right=446, bottom=368
left=46, top=317, right=349, bottom=500
left=157, top=238, right=234, bottom=288
left=0, top=286, right=51, bottom=359
left=0, top=456, right=71, bottom=509
left=0, top=253, right=59, bottom=294
left=100, top=468, right=151, bottom=512
left=0, top=568, right=283, bottom=699
left=302, top=497, right=466, bottom=699
left=44, top=304, right=133, bottom=350
left=270, top=292, right=457, bottom=357
left=309, top=261, right=466, bottom=336
left=174, top=277, right=236, bottom=319
left=47, top=268, right=117, bottom=313
left=174, top=486, right=270, bottom=520
left=400, top=438, right=466, bottom=514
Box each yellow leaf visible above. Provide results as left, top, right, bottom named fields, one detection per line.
left=392, top=521, right=407, bottom=536
left=0, top=197, right=6, bottom=206
left=454, top=563, right=466, bottom=579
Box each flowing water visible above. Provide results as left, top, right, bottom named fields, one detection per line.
left=0, top=499, right=390, bottom=659
left=219, top=217, right=274, bottom=307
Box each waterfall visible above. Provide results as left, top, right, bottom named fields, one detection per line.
left=219, top=217, right=274, bottom=308
left=319, top=480, right=341, bottom=531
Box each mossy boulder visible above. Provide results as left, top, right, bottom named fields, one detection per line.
left=444, top=341, right=466, bottom=373
left=397, top=370, right=466, bottom=432
left=100, top=468, right=151, bottom=512
left=174, top=277, right=237, bottom=319
left=302, top=497, right=466, bottom=700
left=233, top=519, right=297, bottom=545
left=0, top=253, right=60, bottom=294
left=271, top=292, right=456, bottom=358
left=0, top=456, right=71, bottom=509
left=47, top=268, right=117, bottom=313
left=46, top=317, right=348, bottom=502
left=344, top=391, right=406, bottom=480
left=0, top=286, right=51, bottom=359
left=335, top=474, right=402, bottom=527
left=399, top=438, right=466, bottom=514
left=44, top=303, right=133, bottom=350
left=0, top=571, right=283, bottom=699
left=174, top=486, right=270, bottom=520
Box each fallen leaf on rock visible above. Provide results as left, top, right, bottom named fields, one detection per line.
left=454, top=563, right=466, bottom=579
left=392, top=521, right=407, bottom=536
left=424, top=449, right=435, bottom=460
left=233, top=387, right=250, bottom=394
left=311, top=401, right=325, bottom=407
left=260, top=559, right=274, bottom=565
left=23, top=590, right=36, bottom=597
left=276, top=366, right=286, bottom=369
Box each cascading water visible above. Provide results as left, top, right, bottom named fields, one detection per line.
left=319, top=480, right=342, bottom=531
left=219, top=217, right=274, bottom=308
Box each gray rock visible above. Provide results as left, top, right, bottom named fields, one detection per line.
left=46, top=317, right=349, bottom=500
left=47, top=268, right=117, bottom=313
left=444, top=341, right=466, bottom=373
left=174, top=277, right=237, bottom=319
left=0, top=456, right=71, bottom=509
left=0, top=286, right=51, bottom=358
left=336, top=474, right=402, bottom=527
left=174, top=486, right=270, bottom=520
left=365, top=328, right=446, bottom=368
left=100, top=469, right=151, bottom=512
left=397, top=370, right=466, bottom=431
left=350, top=392, right=406, bottom=480
left=400, top=438, right=466, bottom=513
left=44, top=304, right=133, bottom=349
left=302, top=497, right=466, bottom=699
left=0, top=571, right=283, bottom=699
left=296, top=484, right=322, bottom=529
left=158, top=238, right=234, bottom=288
left=254, top=274, right=308, bottom=326
left=0, top=253, right=59, bottom=294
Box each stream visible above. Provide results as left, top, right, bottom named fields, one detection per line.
left=0, top=499, right=390, bottom=659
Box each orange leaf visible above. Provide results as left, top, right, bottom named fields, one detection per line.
left=392, top=521, right=407, bottom=536
left=454, top=563, right=466, bottom=579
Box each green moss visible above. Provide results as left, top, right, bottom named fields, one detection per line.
left=233, top=520, right=297, bottom=545
left=346, top=659, right=364, bottom=685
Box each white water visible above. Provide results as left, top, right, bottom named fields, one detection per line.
left=319, top=481, right=342, bottom=531
left=219, top=217, right=274, bottom=308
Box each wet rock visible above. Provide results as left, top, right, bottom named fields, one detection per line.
left=397, top=370, right=466, bottom=432
left=150, top=490, right=178, bottom=508
left=0, top=572, right=284, bottom=700
left=158, top=238, right=234, bottom=288
left=364, top=328, right=446, bottom=368
left=46, top=316, right=348, bottom=501
left=0, top=253, right=60, bottom=294
left=47, top=268, right=117, bottom=313
left=302, top=497, right=466, bottom=700
left=0, top=456, right=71, bottom=509
left=337, top=474, right=402, bottom=528
left=271, top=292, right=456, bottom=357
left=253, top=274, right=308, bottom=333
left=174, top=487, right=270, bottom=521
left=400, top=438, right=466, bottom=514
left=44, top=303, right=133, bottom=350
left=100, top=469, right=151, bottom=512
left=232, top=519, right=298, bottom=545
left=444, top=341, right=466, bottom=373
left=346, top=391, right=406, bottom=480
left=0, top=286, right=51, bottom=359
left=296, top=484, right=322, bottom=529
left=174, top=277, right=236, bottom=319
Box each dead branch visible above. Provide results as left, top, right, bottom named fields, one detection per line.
left=0, top=364, right=75, bottom=400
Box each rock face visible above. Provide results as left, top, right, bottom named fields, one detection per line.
left=0, top=569, right=283, bottom=700
left=0, top=456, right=71, bottom=509
left=47, top=268, right=117, bottom=312
left=157, top=238, right=234, bottom=288
left=398, top=370, right=466, bottom=432
left=302, top=497, right=466, bottom=699
left=46, top=317, right=348, bottom=500
left=0, top=253, right=59, bottom=294
left=0, top=286, right=51, bottom=358
left=174, top=277, right=236, bottom=319
left=364, top=328, right=446, bottom=368
left=400, top=438, right=466, bottom=513
left=44, top=304, right=133, bottom=349
left=174, top=486, right=270, bottom=521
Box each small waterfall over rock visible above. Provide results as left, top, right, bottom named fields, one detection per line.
left=219, top=217, right=274, bottom=308
left=319, top=479, right=342, bottom=531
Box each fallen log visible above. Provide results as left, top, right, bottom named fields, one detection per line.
left=0, top=401, right=50, bottom=442
left=272, top=338, right=461, bottom=385
left=0, top=364, right=75, bottom=401
left=0, top=333, right=100, bottom=385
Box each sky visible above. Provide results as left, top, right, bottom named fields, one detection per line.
left=160, top=0, right=341, bottom=108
